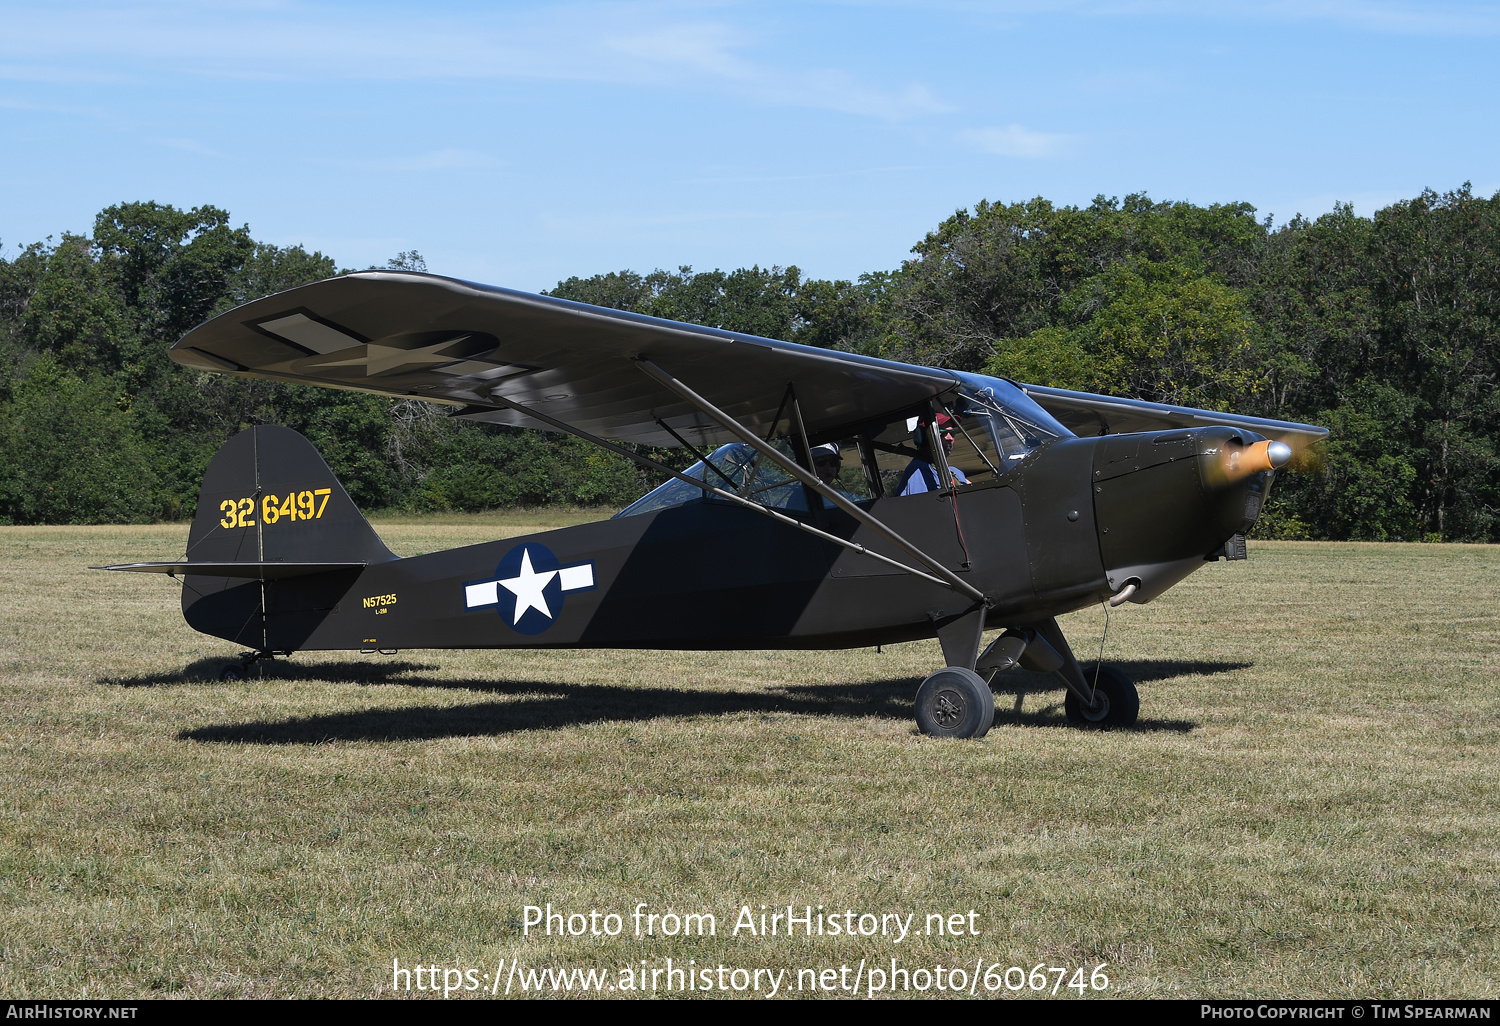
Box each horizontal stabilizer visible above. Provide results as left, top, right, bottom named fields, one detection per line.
left=92, top=561, right=365, bottom=579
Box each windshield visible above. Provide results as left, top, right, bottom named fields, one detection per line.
left=953, top=373, right=1072, bottom=462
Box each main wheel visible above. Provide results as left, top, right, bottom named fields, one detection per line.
left=1064, top=665, right=1139, bottom=728
left=915, top=667, right=995, bottom=739
left=218, top=663, right=244, bottom=682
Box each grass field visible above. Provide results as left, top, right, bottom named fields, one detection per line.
left=1, top=515, right=1496, bottom=999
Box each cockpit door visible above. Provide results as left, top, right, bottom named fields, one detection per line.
left=1019, top=437, right=1108, bottom=603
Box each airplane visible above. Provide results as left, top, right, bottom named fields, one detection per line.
left=96, top=270, right=1328, bottom=739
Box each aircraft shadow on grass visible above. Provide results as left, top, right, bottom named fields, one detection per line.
left=103, top=657, right=444, bottom=688
left=171, top=658, right=1242, bottom=743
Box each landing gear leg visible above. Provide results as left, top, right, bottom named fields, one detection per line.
left=934, top=605, right=987, bottom=671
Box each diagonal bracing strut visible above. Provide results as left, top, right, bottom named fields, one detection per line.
left=633, top=357, right=989, bottom=606
left=460, top=393, right=970, bottom=595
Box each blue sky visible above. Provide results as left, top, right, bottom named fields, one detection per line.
left=2, top=1, right=1497, bottom=292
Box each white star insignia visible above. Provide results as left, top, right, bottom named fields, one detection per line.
left=497, top=548, right=556, bottom=624
left=306, top=339, right=470, bottom=376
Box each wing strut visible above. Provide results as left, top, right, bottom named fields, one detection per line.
left=462, top=394, right=971, bottom=596
left=633, top=358, right=990, bottom=607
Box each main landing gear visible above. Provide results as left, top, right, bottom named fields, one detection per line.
left=915, top=614, right=1139, bottom=737
left=1063, top=664, right=1139, bottom=727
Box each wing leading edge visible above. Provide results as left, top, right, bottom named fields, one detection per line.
left=171, top=271, right=959, bottom=448
left=1016, top=382, right=1329, bottom=451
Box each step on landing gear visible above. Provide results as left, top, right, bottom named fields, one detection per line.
left=218, top=650, right=283, bottom=681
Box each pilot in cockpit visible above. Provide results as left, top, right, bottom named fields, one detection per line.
left=810, top=443, right=857, bottom=502
left=897, top=413, right=970, bottom=495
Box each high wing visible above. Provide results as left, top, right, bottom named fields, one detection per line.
left=1016, top=382, right=1329, bottom=450
left=172, top=270, right=1328, bottom=451
left=172, top=271, right=958, bottom=448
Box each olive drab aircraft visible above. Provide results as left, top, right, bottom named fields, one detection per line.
left=96, top=271, right=1328, bottom=738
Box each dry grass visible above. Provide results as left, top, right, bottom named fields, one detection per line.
left=0, top=516, right=1496, bottom=999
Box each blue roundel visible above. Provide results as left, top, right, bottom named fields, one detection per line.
left=463, top=543, right=597, bottom=636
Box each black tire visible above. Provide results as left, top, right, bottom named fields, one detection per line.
left=1065, top=665, right=1139, bottom=728
left=915, top=667, right=995, bottom=739
left=218, top=664, right=244, bottom=682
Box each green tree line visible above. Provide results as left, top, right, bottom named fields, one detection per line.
left=1, top=188, right=1496, bottom=540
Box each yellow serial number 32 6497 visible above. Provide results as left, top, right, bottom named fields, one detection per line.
left=219, top=489, right=332, bottom=529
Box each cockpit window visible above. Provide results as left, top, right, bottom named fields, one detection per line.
left=615, top=375, right=1074, bottom=518
left=614, top=441, right=817, bottom=519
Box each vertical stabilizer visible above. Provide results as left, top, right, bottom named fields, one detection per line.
left=182, top=425, right=395, bottom=649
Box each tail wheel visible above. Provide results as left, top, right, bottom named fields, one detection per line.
left=1065, top=665, right=1139, bottom=728
left=915, top=667, right=995, bottom=739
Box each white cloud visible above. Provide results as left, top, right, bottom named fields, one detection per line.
left=0, top=2, right=948, bottom=120
left=608, top=20, right=747, bottom=75
left=959, top=124, right=1073, bottom=158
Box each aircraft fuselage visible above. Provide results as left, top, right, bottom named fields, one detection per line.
left=182, top=426, right=1267, bottom=654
